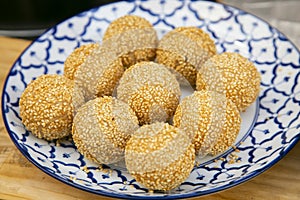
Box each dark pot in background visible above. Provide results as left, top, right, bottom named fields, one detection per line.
left=0, top=0, right=119, bottom=39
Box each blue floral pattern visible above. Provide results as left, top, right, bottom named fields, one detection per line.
left=2, top=0, right=300, bottom=199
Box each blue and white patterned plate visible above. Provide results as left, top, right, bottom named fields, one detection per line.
left=2, top=0, right=300, bottom=199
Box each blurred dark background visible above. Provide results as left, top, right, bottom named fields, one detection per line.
left=0, top=0, right=218, bottom=40
left=0, top=0, right=120, bottom=39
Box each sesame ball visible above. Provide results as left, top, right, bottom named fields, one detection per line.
left=210, top=98, right=241, bottom=155
left=173, top=90, right=235, bottom=157
left=156, top=26, right=216, bottom=86
left=103, top=15, right=158, bottom=69
left=19, top=74, right=75, bottom=140
left=125, top=122, right=195, bottom=191
left=196, top=52, right=261, bottom=111
left=64, top=43, right=99, bottom=80
left=73, top=44, right=124, bottom=104
left=72, top=96, right=139, bottom=165
left=117, top=61, right=180, bottom=125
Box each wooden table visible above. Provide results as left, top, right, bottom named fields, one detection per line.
left=0, top=36, right=299, bottom=200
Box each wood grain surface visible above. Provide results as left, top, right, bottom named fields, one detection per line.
left=0, top=36, right=299, bottom=200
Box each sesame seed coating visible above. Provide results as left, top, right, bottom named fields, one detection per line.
left=210, top=99, right=241, bottom=155
left=74, top=44, right=124, bottom=104
left=156, top=26, right=216, bottom=86
left=94, top=58, right=124, bottom=97
left=75, top=27, right=158, bottom=106
left=103, top=15, right=158, bottom=69
left=103, top=15, right=153, bottom=40
left=19, top=74, right=74, bottom=140
left=175, top=27, right=216, bottom=54
left=72, top=83, right=86, bottom=114
left=173, top=90, right=227, bottom=157
left=125, top=122, right=195, bottom=191
left=117, top=62, right=180, bottom=100
left=128, top=84, right=179, bottom=124
left=196, top=52, right=261, bottom=111
left=72, top=96, right=139, bottom=164
left=117, top=61, right=180, bottom=125
left=64, top=43, right=99, bottom=80
left=126, top=123, right=192, bottom=167
left=130, top=143, right=195, bottom=191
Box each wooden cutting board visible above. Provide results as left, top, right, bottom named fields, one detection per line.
left=0, top=36, right=299, bottom=200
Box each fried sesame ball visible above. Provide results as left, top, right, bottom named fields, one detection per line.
left=102, top=15, right=158, bottom=69
left=72, top=96, right=139, bottom=165
left=125, top=122, right=195, bottom=191
left=173, top=90, right=240, bottom=157
left=73, top=44, right=124, bottom=104
left=64, top=43, right=99, bottom=80
left=19, top=74, right=75, bottom=140
left=156, top=26, right=217, bottom=86
left=117, top=61, right=180, bottom=125
left=196, top=52, right=261, bottom=111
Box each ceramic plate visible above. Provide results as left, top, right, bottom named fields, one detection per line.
left=2, top=0, right=300, bottom=199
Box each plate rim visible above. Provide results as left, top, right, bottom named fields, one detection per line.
left=1, top=0, right=300, bottom=199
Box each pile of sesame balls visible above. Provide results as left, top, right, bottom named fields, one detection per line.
left=19, top=15, right=261, bottom=191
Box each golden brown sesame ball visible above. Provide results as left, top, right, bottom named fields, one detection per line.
left=156, top=26, right=217, bottom=86
left=125, top=122, right=195, bottom=191
left=64, top=43, right=99, bottom=80
left=103, top=15, right=153, bottom=40
left=72, top=96, right=139, bottom=165
left=210, top=98, right=241, bottom=155
left=102, top=15, right=158, bottom=69
left=117, top=61, right=180, bottom=125
left=173, top=90, right=240, bottom=157
left=196, top=52, right=261, bottom=111
left=73, top=44, right=124, bottom=104
left=19, top=74, right=75, bottom=140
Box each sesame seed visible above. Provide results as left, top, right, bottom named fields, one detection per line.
left=69, top=176, right=77, bottom=181
left=148, top=190, right=154, bottom=194
left=56, top=140, right=61, bottom=147
left=81, top=166, right=90, bottom=173
left=195, top=161, right=200, bottom=167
